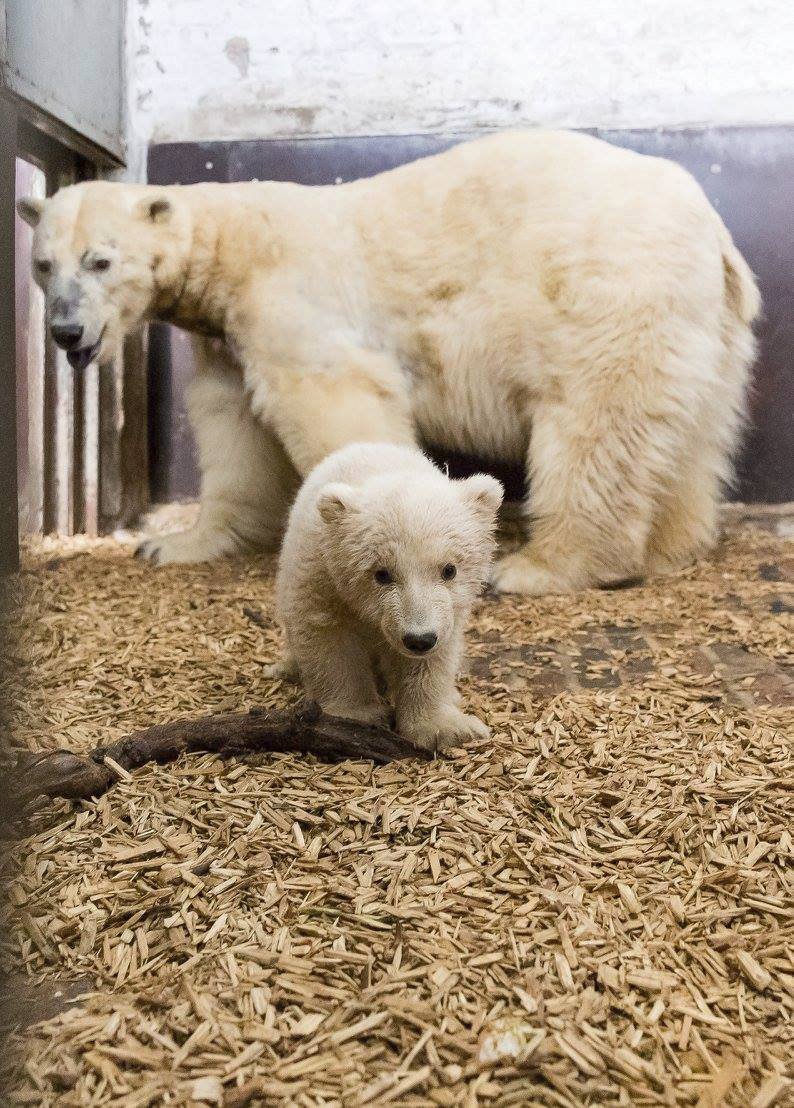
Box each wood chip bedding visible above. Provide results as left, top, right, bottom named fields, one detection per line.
left=1, top=508, right=791, bottom=1106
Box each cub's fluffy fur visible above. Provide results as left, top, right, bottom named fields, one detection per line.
left=271, top=443, right=503, bottom=751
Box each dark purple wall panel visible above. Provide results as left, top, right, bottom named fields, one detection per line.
left=148, top=127, right=794, bottom=505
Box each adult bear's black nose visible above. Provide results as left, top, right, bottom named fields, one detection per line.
left=403, top=631, right=438, bottom=655
left=51, top=323, right=83, bottom=349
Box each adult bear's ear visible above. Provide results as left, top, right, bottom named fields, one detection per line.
left=461, top=473, right=503, bottom=522
left=17, top=197, right=45, bottom=227
left=317, top=483, right=356, bottom=525
left=136, top=195, right=173, bottom=224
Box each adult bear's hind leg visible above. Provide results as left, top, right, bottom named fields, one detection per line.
left=644, top=448, right=722, bottom=577
left=490, top=250, right=741, bottom=597
left=646, top=292, right=755, bottom=578
left=492, top=374, right=688, bottom=596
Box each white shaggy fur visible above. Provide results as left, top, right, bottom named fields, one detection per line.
left=271, top=443, right=502, bottom=751
left=136, top=337, right=300, bottom=565
left=19, top=130, right=759, bottom=593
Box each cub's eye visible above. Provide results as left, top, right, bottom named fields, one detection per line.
left=35, top=260, right=51, bottom=276
left=374, top=568, right=393, bottom=586
left=441, top=563, right=457, bottom=581
left=90, top=257, right=111, bottom=272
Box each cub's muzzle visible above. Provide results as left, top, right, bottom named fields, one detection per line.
left=402, top=631, right=438, bottom=655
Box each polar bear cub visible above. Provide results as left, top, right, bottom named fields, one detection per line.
left=270, top=443, right=503, bottom=751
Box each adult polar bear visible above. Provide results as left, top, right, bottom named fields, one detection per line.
left=18, top=130, right=759, bottom=595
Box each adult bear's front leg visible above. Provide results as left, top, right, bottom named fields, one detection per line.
left=137, top=336, right=300, bottom=566
left=250, top=348, right=416, bottom=476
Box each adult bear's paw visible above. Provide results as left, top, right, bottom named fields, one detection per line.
left=134, top=527, right=241, bottom=566
left=490, top=551, right=574, bottom=596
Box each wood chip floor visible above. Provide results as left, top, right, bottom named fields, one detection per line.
left=2, top=505, right=792, bottom=1106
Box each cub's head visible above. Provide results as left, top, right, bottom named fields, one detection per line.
left=318, top=470, right=503, bottom=658
left=17, top=182, right=184, bottom=369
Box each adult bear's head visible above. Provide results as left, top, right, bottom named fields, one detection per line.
left=17, top=182, right=186, bottom=369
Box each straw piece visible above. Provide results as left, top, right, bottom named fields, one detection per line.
left=751, top=1074, right=790, bottom=1108
left=735, top=951, right=773, bottom=992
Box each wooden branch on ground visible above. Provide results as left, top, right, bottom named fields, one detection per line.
left=11, top=703, right=429, bottom=806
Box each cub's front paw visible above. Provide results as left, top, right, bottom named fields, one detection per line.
left=401, top=705, right=490, bottom=753
left=264, top=655, right=301, bottom=683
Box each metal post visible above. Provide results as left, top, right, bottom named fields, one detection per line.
left=0, top=94, right=20, bottom=574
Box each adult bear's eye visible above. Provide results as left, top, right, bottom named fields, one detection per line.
left=374, top=568, right=393, bottom=585
left=441, top=563, right=457, bottom=580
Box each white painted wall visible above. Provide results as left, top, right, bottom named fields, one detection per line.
left=125, top=0, right=794, bottom=174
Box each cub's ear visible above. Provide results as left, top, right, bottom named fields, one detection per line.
left=136, top=195, right=173, bottom=224
left=460, top=473, right=503, bottom=522
left=17, top=197, right=45, bottom=227
left=317, top=483, right=356, bottom=525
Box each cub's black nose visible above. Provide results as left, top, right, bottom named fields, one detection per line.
left=51, top=323, right=83, bottom=349
left=403, top=631, right=438, bottom=654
